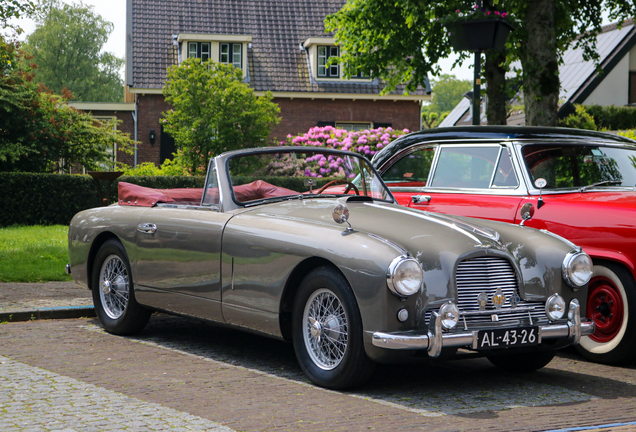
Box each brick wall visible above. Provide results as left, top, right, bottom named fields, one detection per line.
left=132, top=94, right=422, bottom=165
left=271, top=98, right=421, bottom=142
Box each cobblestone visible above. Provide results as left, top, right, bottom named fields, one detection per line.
left=0, top=355, right=233, bottom=431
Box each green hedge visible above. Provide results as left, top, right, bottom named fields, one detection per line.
left=0, top=173, right=205, bottom=227
left=585, top=105, right=636, bottom=130
left=0, top=173, right=337, bottom=227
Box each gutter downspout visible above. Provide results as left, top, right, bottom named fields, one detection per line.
left=132, top=94, right=138, bottom=168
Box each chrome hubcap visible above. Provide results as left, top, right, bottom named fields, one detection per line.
left=99, top=255, right=129, bottom=320
left=303, top=288, right=348, bottom=371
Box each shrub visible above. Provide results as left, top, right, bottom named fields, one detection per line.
left=279, top=126, right=409, bottom=177
left=559, top=104, right=597, bottom=130
left=585, top=105, right=636, bottom=130
left=0, top=172, right=205, bottom=227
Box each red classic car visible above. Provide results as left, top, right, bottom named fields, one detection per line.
left=373, top=126, right=636, bottom=365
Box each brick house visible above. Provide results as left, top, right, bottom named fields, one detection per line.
left=77, top=0, right=431, bottom=169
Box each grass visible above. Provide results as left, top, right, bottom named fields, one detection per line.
left=0, top=225, right=72, bottom=283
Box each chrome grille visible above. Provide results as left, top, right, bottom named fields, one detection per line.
left=426, top=257, right=546, bottom=326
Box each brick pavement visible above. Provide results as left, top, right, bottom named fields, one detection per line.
left=1, top=315, right=635, bottom=431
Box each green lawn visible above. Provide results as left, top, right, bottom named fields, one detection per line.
left=0, top=225, right=72, bottom=283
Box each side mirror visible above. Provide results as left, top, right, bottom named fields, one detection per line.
left=332, top=203, right=353, bottom=232
left=535, top=178, right=547, bottom=209
left=519, top=203, right=535, bottom=226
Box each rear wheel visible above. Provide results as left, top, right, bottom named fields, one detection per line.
left=92, top=239, right=151, bottom=335
left=576, top=263, right=636, bottom=364
left=292, top=267, right=375, bottom=389
left=487, top=350, right=556, bottom=372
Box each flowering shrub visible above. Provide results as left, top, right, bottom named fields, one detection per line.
left=277, top=126, right=409, bottom=177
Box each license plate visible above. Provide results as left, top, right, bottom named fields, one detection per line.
left=477, top=326, right=539, bottom=350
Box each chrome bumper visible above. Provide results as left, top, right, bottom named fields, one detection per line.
left=372, top=299, right=595, bottom=357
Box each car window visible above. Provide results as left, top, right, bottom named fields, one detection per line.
left=430, top=146, right=500, bottom=188
left=522, top=144, right=636, bottom=189
left=492, top=148, right=519, bottom=187
left=202, top=161, right=220, bottom=206
left=382, top=147, right=436, bottom=187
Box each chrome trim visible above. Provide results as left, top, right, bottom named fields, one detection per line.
left=65, top=264, right=71, bottom=275
left=136, top=223, right=157, bottom=234
left=562, top=249, right=593, bottom=288
left=411, top=195, right=431, bottom=203
left=372, top=301, right=594, bottom=354
left=386, top=255, right=423, bottom=297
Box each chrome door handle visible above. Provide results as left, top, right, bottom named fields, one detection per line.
left=412, top=195, right=431, bottom=204
left=137, top=223, right=157, bottom=234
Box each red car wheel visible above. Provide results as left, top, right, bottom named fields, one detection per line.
left=586, top=275, right=625, bottom=343
left=577, top=263, right=636, bottom=364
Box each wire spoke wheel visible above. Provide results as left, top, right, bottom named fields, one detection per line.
left=98, top=254, right=130, bottom=320
left=303, top=288, right=349, bottom=370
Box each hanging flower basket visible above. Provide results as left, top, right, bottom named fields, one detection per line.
left=446, top=18, right=514, bottom=52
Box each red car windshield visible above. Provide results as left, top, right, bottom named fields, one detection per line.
left=522, top=144, right=636, bottom=189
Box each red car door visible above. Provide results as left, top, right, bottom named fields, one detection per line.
left=384, top=144, right=526, bottom=223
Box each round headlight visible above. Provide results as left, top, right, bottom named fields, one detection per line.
left=545, top=294, right=566, bottom=321
left=439, top=301, right=459, bottom=330
left=562, top=250, right=593, bottom=288
left=387, top=256, right=423, bottom=297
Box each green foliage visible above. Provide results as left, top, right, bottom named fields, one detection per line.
left=0, top=172, right=205, bottom=226
left=23, top=0, right=124, bottom=102
left=585, top=105, right=636, bottom=131
left=0, top=0, right=35, bottom=33
left=618, top=130, right=636, bottom=140
left=162, top=58, right=281, bottom=175
left=0, top=225, right=71, bottom=282
left=421, top=111, right=449, bottom=129
left=427, top=74, right=472, bottom=113
left=122, top=150, right=189, bottom=176
left=0, top=35, right=135, bottom=173
left=326, top=0, right=635, bottom=123
left=559, top=104, right=597, bottom=130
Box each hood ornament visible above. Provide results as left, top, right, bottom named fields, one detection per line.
left=333, top=203, right=353, bottom=232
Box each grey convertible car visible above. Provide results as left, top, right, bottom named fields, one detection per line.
left=68, top=147, right=594, bottom=389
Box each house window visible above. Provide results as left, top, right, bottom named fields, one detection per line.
left=335, top=122, right=371, bottom=131
left=220, top=43, right=242, bottom=69
left=318, top=46, right=339, bottom=78
left=629, top=72, right=636, bottom=104
left=188, top=42, right=211, bottom=62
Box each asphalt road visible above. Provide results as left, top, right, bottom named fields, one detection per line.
left=1, top=314, right=636, bottom=431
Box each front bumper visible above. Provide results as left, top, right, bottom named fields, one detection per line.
left=372, top=299, right=594, bottom=357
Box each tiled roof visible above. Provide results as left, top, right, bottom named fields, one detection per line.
left=128, top=0, right=429, bottom=96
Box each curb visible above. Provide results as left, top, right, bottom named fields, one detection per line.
left=0, top=306, right=95, bottom=323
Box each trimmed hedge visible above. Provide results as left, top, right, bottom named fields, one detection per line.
left=585, top=105, right=636, bottom=130
left=0, top=173, right=206, bottom=227
left=0, top=173, right=336, bottom=227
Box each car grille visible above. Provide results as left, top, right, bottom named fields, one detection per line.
left=426, top=257, right=546, bottom=327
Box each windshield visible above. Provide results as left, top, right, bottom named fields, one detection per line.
left=226, top=149, right=393, bottom=204
left=522, top=144, right=636, bottom=190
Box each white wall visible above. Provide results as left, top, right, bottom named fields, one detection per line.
left=584, top=54, right=630, bottom=106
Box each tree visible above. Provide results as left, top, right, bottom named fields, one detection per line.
left=0, top=36, right=136, bottom=173
left=325, top=0, right=636, bottom=126
left=22, top=0, right=124, bottom=102
left=162, top=57, right=281, bottom=175
left=0, top=0, right=34, bottom=33
left=427, top=74, right=472, bottom=114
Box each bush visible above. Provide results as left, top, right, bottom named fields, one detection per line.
left=585, top=105, right=636, bottom=130
left=0, top=172, right=205, bottom=227
left=559, top=104, right=597, bottom=130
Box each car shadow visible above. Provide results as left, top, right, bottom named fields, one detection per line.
left=104, top=314, right=636, bottom=417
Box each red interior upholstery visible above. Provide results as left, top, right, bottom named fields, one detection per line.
left=118, top=181, right=297, bottom=207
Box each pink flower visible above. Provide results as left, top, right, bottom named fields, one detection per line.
left=485, top=11, right=491, bottom=15
left=494, top=11, right=500, bottom=15
left=502, top=12, right=508, bottom=17
left=456, top=9, right=460, bottom=12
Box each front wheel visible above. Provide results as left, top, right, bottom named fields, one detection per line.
left=92, top=239, right=151, bottom=335
left=292, top=267, right=375, bottom=389
left=487, top=350, right=556, bottom=372
left=576, top=263, right=636, bottom=364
